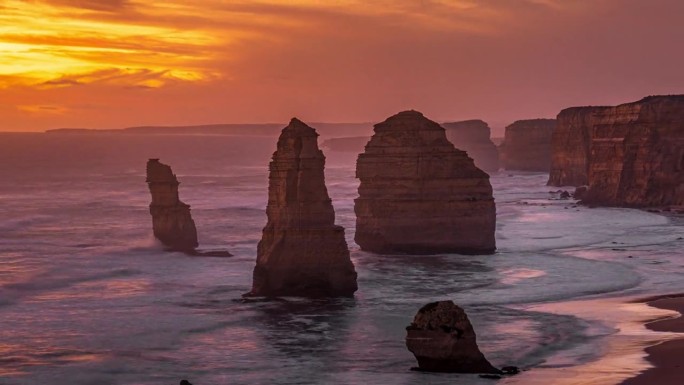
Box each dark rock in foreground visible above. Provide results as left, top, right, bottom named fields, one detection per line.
left=146, top=159, right=198, bottom=252
left=246, top=118, right=358, bottom=297
left=355, top=110, right=496, bottom=255
left=406, top=301, right=500, bottom=374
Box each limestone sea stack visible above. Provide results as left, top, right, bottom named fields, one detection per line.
left=355, top=110, right=496, bottom=255
left=406, top=301, right=499, bottom=374
left=500, top=119, right=556, bottom=171
left=246, top=118, right=358, bottom=297
left=548, top=95, right=684, bottom=207
left=442, top=120, right=499, bottom=172
left=146, top=159, right=198, bottom=252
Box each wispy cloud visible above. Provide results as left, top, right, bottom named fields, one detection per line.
left=37, top=0, right=132, bottom=11
left=1, top=0, right=559, bottom=89
left=17, top=104, right=68, bottom=114
left=0, top=0, right=222, bottom=88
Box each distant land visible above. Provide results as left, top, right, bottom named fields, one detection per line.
left=45, top=122, right=375, bottom=139
left=41, top=119, right=513, bottom=138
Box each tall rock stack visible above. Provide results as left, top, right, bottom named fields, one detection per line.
left=247, top=118, right=358, bottom=297
left=500, top=119, right=556, bottom=171
left=548, top=95, right=684, bottom=207
left=355, top=110, right=496, bottom=255
left=146, top=159, right=198, bottom=252
left=442, top=119, right=500, bottom=172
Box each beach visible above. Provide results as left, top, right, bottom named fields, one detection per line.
left=622, top=296, right=684, bottom=385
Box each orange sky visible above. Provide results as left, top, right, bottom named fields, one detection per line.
left=1, top=0, right=683, bottom=132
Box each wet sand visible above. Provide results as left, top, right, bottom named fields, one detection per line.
left=621, top=296, right=684, bottom=385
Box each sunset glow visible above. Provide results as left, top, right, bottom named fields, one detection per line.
left=0, top=0, right=221, bottom=88
left=1, top=0, right=683, bottom=131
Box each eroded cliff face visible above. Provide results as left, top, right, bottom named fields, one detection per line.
left=247, top=118, right=358, bottom=297
left=146, top=159, right=198, bottom=252
left=442, top=120, right=499, bottom=172
left=586, top=97, right=684, bottom=206
left=548, top=96, right=684, bottom=207
left=354, top=110, right=496, bottom=255
left=547, top=109, right=600, bottom=186
left=500, top=119, right=556, bottom=171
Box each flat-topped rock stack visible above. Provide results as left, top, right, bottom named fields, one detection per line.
left=146, top=159, right=199, bottom=252
left=246, top=118, right=358, bottom=297
left=500, top=119, right=556, bottom=171
left=354, top=110, right=496, bottom=255
left=548, top=95, right=684, bottom=207
left=442, top=119, right=499, bottom=172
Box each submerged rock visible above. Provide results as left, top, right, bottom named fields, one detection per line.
left=442, top=119, right=500, bottom=172
left=548, top=95, right=684, bottom=207
left=500, top=119, right=556, bottom=171
left=246, top=118, right=358, bottom=297
left=406, top=301, right=500, bottom=374
left=354, top=110, right=496, bottom=255
left=146, top=159, right=198, bottom=252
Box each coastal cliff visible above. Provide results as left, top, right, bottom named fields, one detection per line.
left=354, top=110, right=496, bottom=255
left=146, top=159, right=199, bottom=252
left=548, top=95, right=684, bottom=207
left=547, top=109, right=599, bottom=186
left=247, top=118, right=358, bottom=297
left=500, top=119, right=556, bottom=171
left=442, top=120, right=499, bottom=172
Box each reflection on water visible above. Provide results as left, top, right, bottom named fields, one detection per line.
left=0, top=343, right=103, bottom=377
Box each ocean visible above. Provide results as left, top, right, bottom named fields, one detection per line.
left=0, top=133, right=682, bottom=385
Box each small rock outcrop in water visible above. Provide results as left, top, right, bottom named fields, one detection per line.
left=442, top=120, right=499, bottom=172
left=246, top=118, right=358, bottom=297
left=146, top=159, right=198, bottom=252
left=548, top=95, right=684, bottom=207
left=499, top=119, right=556, bottom=171
left=355, top=110, right=496, bottom=255
left=406, top=301, right=500, bottom=374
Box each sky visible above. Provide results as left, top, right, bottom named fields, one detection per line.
left=1, top=0, right=683, bottom=132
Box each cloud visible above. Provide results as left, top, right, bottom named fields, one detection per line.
left=37, top=68, right=207, bottom=89
left=2, top=0, right=683, bottom=133
left=37, top=0, right=131, bottom=12
left=17, top=104, right=68, bottom=114
left=0, top=0, right=220, bottom=88
left=41, top=78, right=83, bottom=87
left=0, top=0, right=581, bottom=91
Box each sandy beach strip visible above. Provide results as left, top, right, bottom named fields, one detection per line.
left=621, top=296, right=684, bottom=385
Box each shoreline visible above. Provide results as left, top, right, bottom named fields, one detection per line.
left=501, top=294, right=682, bottom=385
left=620, top=295, right=684, bottom=385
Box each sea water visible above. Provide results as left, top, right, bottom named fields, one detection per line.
left=0, top=133, right=682, bottom=385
